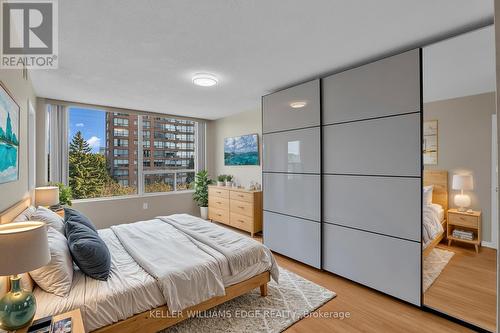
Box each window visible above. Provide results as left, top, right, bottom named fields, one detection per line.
left=113, top=118, right=129, bottom=126
left=114, top=128, right=129, bottom=137
left=66, top=107, right=198, bottom=200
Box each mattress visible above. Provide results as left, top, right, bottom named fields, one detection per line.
left=34, top=225, right=271, bottom=332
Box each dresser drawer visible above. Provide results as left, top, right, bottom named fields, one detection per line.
left=208, top=197, right=229, bottom=210
left=209, top=187, right=229, bottom=199
left=230, top=191, right=254, bottom=203
left=230, top=199, right=254, bottom=217
left=449, top=213, right=478, bottom=228
left=208, top=207, right=229, bottom=224
left=230, top=213, right=253, bottom=232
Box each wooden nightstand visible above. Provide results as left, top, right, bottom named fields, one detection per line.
left=16, top=309, right=85, bottom=333
left=55, top=209, right=64, bottom=218
left=447, top=209, right=482, bottom=253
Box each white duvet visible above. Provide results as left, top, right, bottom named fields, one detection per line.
left=423, top=203, right=444, bottom=248
left=34, top=214, right=278, bottom=331
left=111, top=214, right=278, bottom=312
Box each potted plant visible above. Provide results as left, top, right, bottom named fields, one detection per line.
left=193, top=170, right=212, bottom=219
left=217, top=175, right=226, bottom=187
left=225, top=175, right=233, bottom=187
left=56, top=183, right=73, bottom=206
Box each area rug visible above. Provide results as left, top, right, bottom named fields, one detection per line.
left=423, top=248, right=454, bottom=292
left=162, top=268, right=336, bottom=333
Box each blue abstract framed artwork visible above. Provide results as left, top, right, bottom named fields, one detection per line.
left=224, top=134, right=259, bottom=166
left=0, top=82, right=19, bottom=184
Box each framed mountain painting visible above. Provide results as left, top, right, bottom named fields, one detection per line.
left=224, top=134, right=259, bottom=166
left=0, top=82, right=20, bottom=184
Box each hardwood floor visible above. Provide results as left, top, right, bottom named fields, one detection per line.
left=243, top=232, right=475, bottom=333
left=424, top=243, right=497, bottom=332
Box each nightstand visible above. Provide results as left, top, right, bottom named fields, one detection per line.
left=54, top=209, right=64, bottom=218
left=16, top=309, right=85, bottom=333
left=447, top=209, right=482, bottom=253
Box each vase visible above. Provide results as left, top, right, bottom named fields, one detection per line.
left=217, top=181, right=225, bottom=186
left=200, top=207, right=208, bottom=219
left=225, top=181, right=233, bottom=187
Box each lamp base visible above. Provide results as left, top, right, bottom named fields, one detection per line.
left=0, top=276, right=36, bottom=331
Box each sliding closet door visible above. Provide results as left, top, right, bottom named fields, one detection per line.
left=322, top=49, right=422, bottom=305
left=262, top=79, right=321, bottom=268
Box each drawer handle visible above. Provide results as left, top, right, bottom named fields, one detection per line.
left=238, top=206, right=245, bottom=209
left=238, top=194, right=244, bottom=197
left=238, top=219, right=245, bottom=223
left=217, top=214, right=222, bottom=217
left=217, top=201, right=222, bottom=204
left=216, top=191, right=221, bottom=194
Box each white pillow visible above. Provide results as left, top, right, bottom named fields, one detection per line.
left=13, top=206, right=37, bottom=223
left=30, top=206, right=65, bottom=235
left=29, top=227, right=74, bottom=297
left=423, top=185, right=434, bottom=206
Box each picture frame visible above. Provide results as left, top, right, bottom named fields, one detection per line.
left=0, top=81, right=20, bottom=184
left=224, top=133, right=260, bottom=166
left=423, top=120, right=438, bottom=165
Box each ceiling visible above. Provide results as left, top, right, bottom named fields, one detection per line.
left=30, top=0, right=494, bottom=120
left=423, top=25, right=496, bottom=103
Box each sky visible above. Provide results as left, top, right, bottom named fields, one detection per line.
left=68, top=107, right=105, bottom=153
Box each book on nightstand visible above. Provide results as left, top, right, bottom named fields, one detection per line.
left=51, top=317, right=72, bottom=333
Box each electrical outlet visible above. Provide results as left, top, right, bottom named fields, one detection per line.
left=143, top=202, right=149, bottom=210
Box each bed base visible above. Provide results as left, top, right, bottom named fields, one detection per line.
left=423, top=220, right=447, bottom=257
left=93, top=271, right=270, bottom=333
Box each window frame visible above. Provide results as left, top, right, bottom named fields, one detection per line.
left=66, top=105, right=198, bottom=202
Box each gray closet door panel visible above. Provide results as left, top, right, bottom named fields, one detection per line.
left=262, top=79, right=320, bottom=133
left=322, top=49, right=420, bottom=124
left=264, top=211, right=321, bottom=268
left=323, top=113, right=421, bottom=176
left=263, top=127, right=320, bottom=174
left=263, top=173, right=320, bottom=221
left=323, top=224, right=421, bottom=305
left=323, top=175, right=421, bottom=241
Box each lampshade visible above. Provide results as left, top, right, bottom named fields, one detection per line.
left=35, top=186, right=59, bottom=206
left=0, top=222, right=50, bottom=276
left=452, top=174, right=474, bottom=191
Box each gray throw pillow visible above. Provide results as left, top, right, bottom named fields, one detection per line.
left=65, top=218, right=111, bottom=281
left=31, top=206, right=65, bottom=235
left=64, top=207, right=97, bottom=232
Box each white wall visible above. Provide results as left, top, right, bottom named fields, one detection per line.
left=207, top=108, right=262, bottom=189
left=0, top=70, right=37, bottom=212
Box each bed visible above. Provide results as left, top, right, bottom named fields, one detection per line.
left=0, top=199, right=278, bottom=333
left=422, top=170, right=448, bottom=257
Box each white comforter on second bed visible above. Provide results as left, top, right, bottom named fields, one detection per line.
left=423, top=203, right=444, bottom=249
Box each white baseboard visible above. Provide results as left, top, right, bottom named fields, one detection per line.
left=481, top=241, right=498, bottom=249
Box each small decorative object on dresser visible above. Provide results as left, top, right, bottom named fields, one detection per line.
left=217, top=174, right=226, bottom=187
left=225, top=175, right=233, bottom=187
left=208, top=185, right=262, bottom=237
left=447, top=209, right=482, bottom=253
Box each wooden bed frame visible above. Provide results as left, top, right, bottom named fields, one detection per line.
left=0, top=198, right=270, bottom=333
left=422, top=170, right=448, bottom=257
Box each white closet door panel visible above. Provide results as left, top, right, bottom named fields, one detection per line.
left=322, top=49, right=420, bottom=124
left=263, top=79, right=320, bottom=133
left=263, top=127, right=320, bottom=174
left=323, top=175, right=421, bottom=241
left=263, top=173, right=320, bottom=221
left=264, top=211, right=320, bottom=268
left=323, top=113, right=421, bottom=176
left=323, top=224, right=421, bottom=305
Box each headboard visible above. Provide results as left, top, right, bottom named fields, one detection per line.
left=0, top=198, right=31, bottom=224
left=423, top=170, right=448, bottom=212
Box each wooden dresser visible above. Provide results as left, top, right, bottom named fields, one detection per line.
left=208, top=185, right=262, bottom=237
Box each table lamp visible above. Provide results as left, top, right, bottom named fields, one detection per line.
left=0, top=222, right=50, bottom=330
left=452, top=174, right=474, bottom=212
left=35, top=186, right=59, bottom=209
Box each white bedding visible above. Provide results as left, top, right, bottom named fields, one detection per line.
left=34, top=215, right=275, bottom=332
left=423, top=203, right=444, bottom=249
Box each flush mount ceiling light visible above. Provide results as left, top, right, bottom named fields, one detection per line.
left=289, top=101, right=307, bottom=109
left=192, top=73, right=218, bottom=87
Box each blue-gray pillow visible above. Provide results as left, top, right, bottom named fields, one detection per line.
left=65, top=220, right=111, bottom=281
left=64, top=208, right=97, bottom=232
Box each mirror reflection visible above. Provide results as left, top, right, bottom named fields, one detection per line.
left=422, top=26, right=497, bottom=331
